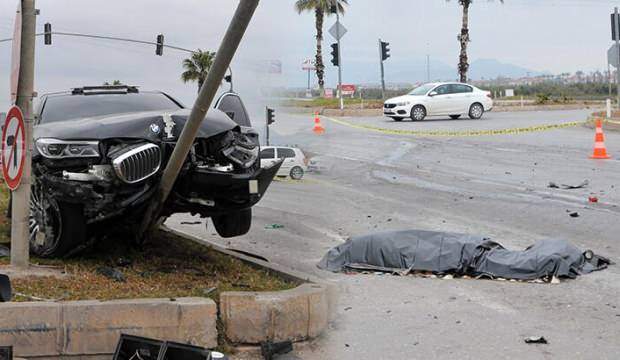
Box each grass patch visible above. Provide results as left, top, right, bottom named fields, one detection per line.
left=0, top=182, right=10, bottom=245
left=282, top=98, right=383, bottom=109
left=0, top=230, right=297, bottom=302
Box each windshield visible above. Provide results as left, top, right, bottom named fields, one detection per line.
left=39, top=92, right=183, bottom=123
left=408, top=84, right=436, bottom=96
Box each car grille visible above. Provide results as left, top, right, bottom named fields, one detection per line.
left=384, top=103, right=396, bottom=109
left=112, top=143, right=162, bottom=184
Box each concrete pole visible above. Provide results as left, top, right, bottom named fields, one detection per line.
left=11, top=0, right=35, bottom=269
left=138, top=0, right=260, bottom=237
left=615, top=8, right=620, bottom=108
left=336, top=11, right=343, bottom=111
left=607, top=98, right=612, bottom=118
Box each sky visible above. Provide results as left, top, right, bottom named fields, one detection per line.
left=0, top=0, right=618, bottom=110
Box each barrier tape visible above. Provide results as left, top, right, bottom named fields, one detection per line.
left=322, top=116, right=587, bottom=137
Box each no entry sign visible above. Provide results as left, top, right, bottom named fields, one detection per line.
left=2, top=106, right=26, bottom=190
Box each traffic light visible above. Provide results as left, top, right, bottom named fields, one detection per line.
left=266, top=107, right=275, bottom=125
left=330, top=43, right=339, bottom=67
left=44, top=23, right=52, bottom=45
left=155, top=34, right=164, bottom=56
left=380, top=41, right=390, bottom=61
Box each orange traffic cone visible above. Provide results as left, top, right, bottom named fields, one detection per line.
left=313, top=112, right=325, bottom=135
left=590, top=119, right=611, bottom=159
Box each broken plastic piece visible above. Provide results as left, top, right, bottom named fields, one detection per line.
left=264, top=224, right=284, bottom=229
left=96, top=266, right=126, bottom=283
left=524, top=336, right=548, bottom=344
left=588, top=196, right=599, bottom=203
left=260, top=340, right=293, bottom=360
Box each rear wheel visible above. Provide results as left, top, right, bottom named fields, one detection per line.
left=290, top=166, right=304, bottom=180
left=29, top=181, right=86, bottom=257
left=450, top=115, right=461, bottom=120
left=391, top=117, right=403, bottom=122
left=212, top=208, right=252, bottom=238
left=469, top=103, right=484, bottom=119
left=411, top=105, right=426, bottom=121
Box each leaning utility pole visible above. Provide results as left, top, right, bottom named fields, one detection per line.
left=11, top=0, right=36, bottom=269
left=138, top=0, right=260, bottom=237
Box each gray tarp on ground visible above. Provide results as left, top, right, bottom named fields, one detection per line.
left=317, top=230, right=610, bottom=280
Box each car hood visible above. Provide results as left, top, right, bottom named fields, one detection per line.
left=385, top=95, right=414, bottom=104
left=34, top=108, right=238, bottom=142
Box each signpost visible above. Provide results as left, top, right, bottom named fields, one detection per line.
left=302, top=59, right=315, bottom=97
left=2, top=106, right=26, bottom=191
left=329, top=11, right=346, bottom=111
left=612, top=8, right=620, bottom=108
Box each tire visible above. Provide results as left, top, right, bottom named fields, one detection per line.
left=212, top=208, right=252, bottom=238
left=469, top=103, right=484, bottom=119
left=411, top=105, right=426, bottom=121
left=450, top=115, right=461, bottom=120
left=29, top=182, right=86, bottom=258
left=290, top=166, right=304, bottom=180
left=391, top=117, right=403, bottom=122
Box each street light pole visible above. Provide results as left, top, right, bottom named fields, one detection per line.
left=379, top=38, right=385, bottom=100
left=615, top=7, right=620, bottom=108
left=11, top=0, right=36, bottom=270
left=336, top=11, right=343, bottom=111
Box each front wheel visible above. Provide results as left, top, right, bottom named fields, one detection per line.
left=411, top=105, right=426, bottom=121
left=29, top=181, right=86, bottom=257
left=212, top=208, right=252, bottom=238
left=469, top=103, right=484, bottom=119
left=290, top=166, right=304, bottom=180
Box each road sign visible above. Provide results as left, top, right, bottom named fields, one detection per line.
left=2, top=106, right=26, bottom=190
left=609, top=44, right=619, bottom=68
left=302, top=59, right=315, bottom=71
left=338, top=84, right=356, bottom=96
left=329, top=22, right=347, bottom=41
left=10, top=3, right=22, bottom=104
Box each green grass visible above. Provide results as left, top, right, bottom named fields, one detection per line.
left=282, top=98, right=384, bottom=109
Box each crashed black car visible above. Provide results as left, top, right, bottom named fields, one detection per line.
left=29, top=85, right=280, bottom=257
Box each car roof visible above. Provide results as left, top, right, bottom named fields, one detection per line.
left=262, top=146, right=299, bottom=150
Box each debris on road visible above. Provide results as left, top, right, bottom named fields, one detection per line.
left=180, top=221, right=202, bottom=225
left=524, top=336, right=548, bottom=344
left=318, top=230, right=611, bottom=282
left=548, top=180, right=589, bottom=190
left=588, top=196, right=599, bottom=203
left=261, top=340, right=294, bottom=360
left=96, top=266, right=126, bottom=283
left=0, top=274, right=11, bottom=302
left=569, top=212, right=580, bottom=218
left=265, top=224, right=285, bottom=229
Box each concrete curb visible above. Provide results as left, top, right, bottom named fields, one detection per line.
left=160, top=226, right=338, bottom=345
left=0, top=297, right=217, bottom=358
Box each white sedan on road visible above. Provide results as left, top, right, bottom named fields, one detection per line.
left=384, top=82, right=493, bottom=121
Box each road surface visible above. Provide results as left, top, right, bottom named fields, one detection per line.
left=167, top=109, right=620, bottom=359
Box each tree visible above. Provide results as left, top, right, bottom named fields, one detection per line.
left=103, top=80, right=123, bottom=85
left=181, top=49, right=216, bottom=93
left=295, top=0, right=348, bottom=95
left=449, top=0, right=503, bottom=83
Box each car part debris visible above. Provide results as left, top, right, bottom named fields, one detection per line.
left=260, top=340, right=293, bottom=360
left=318, top=230, right=611, bottom=281
left=265, top=224, right=284, bottom=229
left=524, top=336, right=548, bottom=344
left=0, top=274, right=11, bottom=302
left=96, top=266, right=126, bottom=283
left=548, top=180, right=589, bottom=189
left=569, top=212, right=580, bottom=218
left=588, top=196, right=599, bottom=203
left=113, top=333, right=216, bottom=360
left=0, top=346, right=12, bottom=360
left=0, top=245, right=9, bottom=258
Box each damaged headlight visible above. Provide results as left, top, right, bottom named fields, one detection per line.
left=222, top=133, right=258, bottom=168
left=36, top=138, right=100, bottom=159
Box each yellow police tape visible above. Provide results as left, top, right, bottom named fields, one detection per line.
left=322, top=116, right=588, bottom=137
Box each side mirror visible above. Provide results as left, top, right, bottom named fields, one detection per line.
left=428, top=91, right=438, bottom=97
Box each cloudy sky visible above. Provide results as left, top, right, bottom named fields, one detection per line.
left=0, top=0, right=617, bottom=110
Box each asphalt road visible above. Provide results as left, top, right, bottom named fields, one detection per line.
left=167, top=109, right=620, bottom=359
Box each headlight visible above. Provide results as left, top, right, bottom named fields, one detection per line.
left=396, top=101, right=410, bottom=106
left=36, top=138, right=100, bottom=159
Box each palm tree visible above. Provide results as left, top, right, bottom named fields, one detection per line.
left=295, top=0, right=348, bottom=95
left=181, top=49, right=216, bottom=93
left=450, top=0, right=503, bottom=83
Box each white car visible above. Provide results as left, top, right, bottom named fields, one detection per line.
left=260, top=146, right=308, bottom=180
left=384, top=82, right=493, bottom=122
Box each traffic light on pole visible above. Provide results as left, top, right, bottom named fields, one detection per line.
left=44, top=23, right=52, bottom=45
left=266, top=107, right=275, bottom=125
left=330, top=43, right=339, bottom=67
left=381, top=41, right=390, bottom=61
left=155, top=34, right=164, bottom=56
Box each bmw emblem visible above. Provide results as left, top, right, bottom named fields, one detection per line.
left=150, top=123, right=161, bottom=134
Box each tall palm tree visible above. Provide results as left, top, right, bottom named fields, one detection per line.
left=450, top=0, right=503, bottom=83
left=181, top=49, right=216, bottom=93
left=295, top=0, right=348, bottom=95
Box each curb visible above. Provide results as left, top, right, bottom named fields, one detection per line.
left=0, top=297, right=217, bottom=358
left=160, top=226, right=338, bottom=345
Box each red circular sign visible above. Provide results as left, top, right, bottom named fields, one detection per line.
left=2, top=106, right=26, bottom=190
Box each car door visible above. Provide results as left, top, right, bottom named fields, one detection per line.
left=260, top=147, right=276, bottom=169
left=277, top=148, right=297, bottom=174
left=425, top=84, right=455, bottom=115
left=450, top=84, right=474, bottom=114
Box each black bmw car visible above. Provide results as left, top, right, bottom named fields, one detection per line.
left=29, top=85, right=280, bottom=257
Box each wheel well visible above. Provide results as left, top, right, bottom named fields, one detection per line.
left=411, top=104, right=426, bottom=114
left=470, top=102, right=483, bottom=110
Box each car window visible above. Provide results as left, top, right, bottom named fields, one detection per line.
left=434, top=85, right=451, bottom=95
left=451, top=84, right=473, bottom=94
left=39, top=92, right=183, bottom=124
left=408, top=84, right=435, bottom=96
left=260, top=148, right=275, bottom=159
left=215, top=93, right=251, bottom=127
left=277, top=148, right=296, bottom=159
